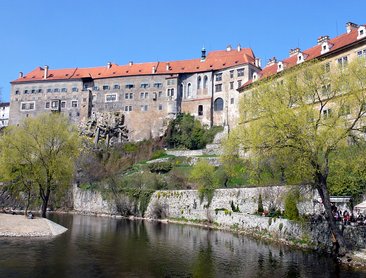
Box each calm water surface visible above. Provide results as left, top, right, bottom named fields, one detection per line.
left=0, top=213, right=365, bottom=278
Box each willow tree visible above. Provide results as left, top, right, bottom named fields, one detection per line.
left=0, top=113, right=80, bottom=217
left=228, top=58, right=366, bottom=255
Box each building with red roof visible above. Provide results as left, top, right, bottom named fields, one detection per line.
left=9, top=45, right=260, bottom=140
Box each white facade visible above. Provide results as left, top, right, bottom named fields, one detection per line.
left=0, top=103, right=10, bottom=128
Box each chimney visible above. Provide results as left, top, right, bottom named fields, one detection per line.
left=267, top=57, right=277, bottom=66
left=255, top=58, right=261, bottom=68
left=152, top=66, right=156, bottom=74
left=129, top=61, right=133, bottom=66
left=226, top=44, right=232, bottom=51
left=317, top=35, right=330, bottom=45
left=289, top=48, right=300, bottom=57
left=346, top=22, right=358, bottom=33
left=166, top=63, right=170, bottom=71
left=43, top=65, right=49, bottom=79
left=201, top=47, right=206, bottom=61
left=18, top=72, right=23, bottom=78
left=107, top=62, right=112, bottom=69
left=237, top=44, right=241, bottom=52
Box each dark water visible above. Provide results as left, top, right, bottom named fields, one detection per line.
left=0, top=214, right=365, bottom=278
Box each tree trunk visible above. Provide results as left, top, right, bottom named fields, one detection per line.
left=40, top=187, right=51, bottom=218
left=24, top=189, right=31, bottom=217
left=316, top=173, right=348, bottom=256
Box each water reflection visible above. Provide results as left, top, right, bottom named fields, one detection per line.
left=0, top=214, right=364, bottom=277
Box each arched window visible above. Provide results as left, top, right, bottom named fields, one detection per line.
left=214, top=98, right=224, bottom=111
left=203, top=75, right=208, bottom=89
left=197, top=76, right=201, bottom=89
left=198, top=105, right=203, bottom=116
left=187, top=83, right=192, bottom=97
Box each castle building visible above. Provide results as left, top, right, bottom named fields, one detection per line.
left=9, top=46, right=260, bottom=141
left=239, top=22, right=366, bottom=95
left=0, top=102, right=9, bottom=128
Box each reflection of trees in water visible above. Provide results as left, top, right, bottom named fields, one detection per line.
left=192, top=242, right=215, bottom=278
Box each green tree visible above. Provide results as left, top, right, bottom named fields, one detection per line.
left=229, top=58, right=366, bottom=254
left=165, top=113, right=220, bottom=150
left=190, top=160, right=218, bottom=205
left=0, top=113, right=80, bottom=217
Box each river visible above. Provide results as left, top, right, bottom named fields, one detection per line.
left=0, top=213, right=365, bottom=277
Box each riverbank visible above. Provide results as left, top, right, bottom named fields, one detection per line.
left=0, top=213, right=68, bottom=237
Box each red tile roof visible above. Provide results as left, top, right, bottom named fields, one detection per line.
left=12, top=48, right=256, bottom=83
left=239, top=25, right=366, bottom=91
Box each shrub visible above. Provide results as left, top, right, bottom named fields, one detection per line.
left=151, top=149, right=167, bottom=160
left=148, top=162, right=173, bottom=174
left=284, top=190, right=300, bottom=221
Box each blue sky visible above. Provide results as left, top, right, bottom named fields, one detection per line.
left=0, top=0, right=365, bottom=101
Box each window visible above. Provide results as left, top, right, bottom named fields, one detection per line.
left=153, top=83, right=163, bottom=88
left=24, top=89, right=29, bottom=94
left=215, top=73, right=222, bottom=81
left=61, top=101, right=66, bottom=108
left=357, top=49, right=366, bottom=58
left=31, top=89, right=36, bottom=94
left=105, top=94, right=117, bottom=102
left=197, top=76, right=201, bottom=89
left=230, top=70, right=234, bottom=78
left=158, top=91, right=163, bottom=98
left=158, top=104, right=163, bottom=110
left=20, top=101, right=35, bottom=111
left=167, top=79, right=175, bottom=85
left=45, top=102, right=50, bottom=109
left=167, top=88, right=174, bottom=97
left=54, top=88, right=60, bottom=93
left=198, top=105, right=203, bottom=116
left=38, top=89, right=42, bottom=93
left=71, top=100, right=78, bottom=108
left=124, top=106, right=133, bottom=112
left=237, top=68, right=244, bottom=77
left=203, top=76, right=208, bottom=89
left=323, top=108, right=332, bottom=119
left=187, top=83, right=192, bottom=97
left=140, top=105, right=148, bottom=112
left=113, top=84, right=120, bottom=89
left=15, top=90, right=20, bottom=95
left=321, top=84, right=331, bottom=96
left=103, top=85, right=110, bottom=90
left=140, top=83, right=149, bottom=88
left=93, top=86, right=99, bottom=91
left=324, top=62, right=330, bottom=73
left=215, top=84, right=222, bottom=92
left=125, top=93, right=133, bottom=99
left=125, top=93, right=129, bottom=99
left=61, top=88, right=67, bottom=92
left=153, top=92, right=157, bottom=100
left=230, top=98, right=234, bottom=104
left=72, top=87, right=78, bottom=92
left=140, top=92, right=144, bottom=99
left=129, top=93, right=133, bottom=99
left=214, top=98, right=224, bottom=111
left=230, top=82, right=234, bottom=90
left=51, top=100, right=59, bottom=110
left=337, top=56, right=348, bottom=68
left=238, top=80, right=242, bottom=88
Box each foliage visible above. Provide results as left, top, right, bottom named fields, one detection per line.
left=151, top=149, right=167, bottom=160
left=165, top=113, right=222, bottom=150
left=227, top=58, right=366, bottom=253
left=230, top=200, right=240, bottom=212
left=0, top=113, right=80, bottom=217
left=284, top=190, right=300, bottom=221
left=328, top=144, right=366, bottom=201
left=148, top=161, right=173, bottom=174
left=257, top=194, right=264, bottom=213
left=190, top=160, right=218, bottom=205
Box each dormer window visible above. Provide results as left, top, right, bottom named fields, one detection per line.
left=277, top=62, right=284, bottom=72
left=321, top=41, right=332, bottom=54
left=253, top=72, right=258, bottom=81
left=357, top=26, right=366, bottom=40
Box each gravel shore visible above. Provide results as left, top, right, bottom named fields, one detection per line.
left=0, top=213, right=67, bottom=237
